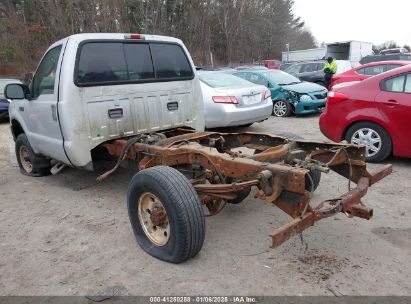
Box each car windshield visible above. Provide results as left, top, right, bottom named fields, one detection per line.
left=284, top=64, right=302, bottom=75
left=199, top=72, right=253, bottom=88
left=263, top=70, right=301, bottom=86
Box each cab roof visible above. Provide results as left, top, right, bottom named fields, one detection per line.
left=49, top=33, right=183, bottom=49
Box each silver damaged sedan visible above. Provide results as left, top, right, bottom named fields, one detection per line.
left=198, top=72, right=273, bottom=128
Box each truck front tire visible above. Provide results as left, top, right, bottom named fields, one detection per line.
left=15, top=134, right=50, bottom=177
left=127, top=166, right=205, bottom=263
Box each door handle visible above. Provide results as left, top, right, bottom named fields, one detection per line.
left=51, top=105, right=58, bottom=121
left=382, top=99, right=398, bottom=106
left=167, top=102, right=179, bottom=111
left=108, top=108, right=123, bottom=119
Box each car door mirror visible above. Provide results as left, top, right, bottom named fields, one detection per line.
left=4, top=83, right=30, bottom=100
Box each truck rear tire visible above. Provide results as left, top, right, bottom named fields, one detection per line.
left=127, top=166, right=205, bottom=263
left=15, top=134, right=50, bottom=177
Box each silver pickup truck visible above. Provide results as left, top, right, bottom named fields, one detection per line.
left=4, top=33, right=392, bottom=264
left=6, top=33, right=204, bottom=174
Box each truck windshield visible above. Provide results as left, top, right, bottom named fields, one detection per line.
left=263, top=70, right=301, bottom=86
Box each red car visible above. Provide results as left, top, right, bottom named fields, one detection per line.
left=320, top=65, right=411, bottom=162
left=256, top=59, right=281, bottom=70
left=331, top=61, right=410, bottom=88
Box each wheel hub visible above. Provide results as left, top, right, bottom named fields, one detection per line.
left=150, top=206, right=168, bottom=227
left=19, top=145, right=33, bottom=173
left=274, top=101, right=287, bottom=116
left=138, top=192, right=170, bottom=246
left=351, top=128, right=382, bottom=157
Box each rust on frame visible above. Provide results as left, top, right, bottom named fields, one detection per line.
left=100, top=129, right=392, bottom=249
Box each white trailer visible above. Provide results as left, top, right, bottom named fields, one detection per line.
left=282, top=41, right=373, bottom=66
left=283, top=47, right=326, bottom=62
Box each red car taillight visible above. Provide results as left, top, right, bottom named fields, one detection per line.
left=212, top=96, right=239, bottom=104
left=263, top=90, right=271, bottom=101
left=327, top=92, right=348, bottom=104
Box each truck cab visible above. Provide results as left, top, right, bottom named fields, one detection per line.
left=5, top=33, right=204, bottom=173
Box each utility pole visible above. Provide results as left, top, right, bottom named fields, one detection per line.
left=286, top=43, right=290, bottom=62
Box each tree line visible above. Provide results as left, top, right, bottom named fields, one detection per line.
left=0, top=0, right=316, bottom=75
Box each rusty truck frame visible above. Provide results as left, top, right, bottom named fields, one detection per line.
left=98, top=128, right=392, bottom=263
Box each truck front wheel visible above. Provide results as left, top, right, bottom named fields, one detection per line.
left=15, top=134, right=50, bottom=177
left=127, top=166, right=205, bottom=263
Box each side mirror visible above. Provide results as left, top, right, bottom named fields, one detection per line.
left=4, top=83, right=30, bottom=100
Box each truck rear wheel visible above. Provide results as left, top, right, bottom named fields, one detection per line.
left=127, top=166, right=205, bottom=263
left=15, top=134, right=50, bottom=177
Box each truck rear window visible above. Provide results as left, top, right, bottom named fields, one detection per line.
left=76, top=41, right=193, bottom=86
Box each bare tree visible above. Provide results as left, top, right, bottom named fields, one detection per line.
left=0, top=0, right=317, bottom=74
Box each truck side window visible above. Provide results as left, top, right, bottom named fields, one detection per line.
left=32, top=45, right=62, bottom=99
left=151, top=44, right=193, bottom=79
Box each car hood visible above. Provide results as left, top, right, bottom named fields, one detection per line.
left=281, top=81, right=325, bottom=94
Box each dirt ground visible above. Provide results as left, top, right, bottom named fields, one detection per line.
left=0, top=114, right=410, bottom=296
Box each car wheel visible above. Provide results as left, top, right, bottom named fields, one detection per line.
left=272, top=100, right=292, bottom=117
left=127, top=166, right=205, bottom=263
left=15, top=134, right=50, bottom=177
left=345, top=122, right=392, bottom=162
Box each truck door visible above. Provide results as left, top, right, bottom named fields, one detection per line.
left=25, top=44, right=68, bottom=162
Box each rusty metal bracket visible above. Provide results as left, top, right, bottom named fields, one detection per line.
left=270, top=164, right=392, bottom=247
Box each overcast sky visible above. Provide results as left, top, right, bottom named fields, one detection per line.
left=293, top=0, right=411, bottom=47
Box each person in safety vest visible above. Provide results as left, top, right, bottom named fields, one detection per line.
left=324, top=56, right=337, bottom=89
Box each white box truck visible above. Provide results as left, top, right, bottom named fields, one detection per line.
left=282, top=41, right=373, bottom=66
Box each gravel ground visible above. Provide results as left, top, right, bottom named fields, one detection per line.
left=0, top=114, right=410, bottom=296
